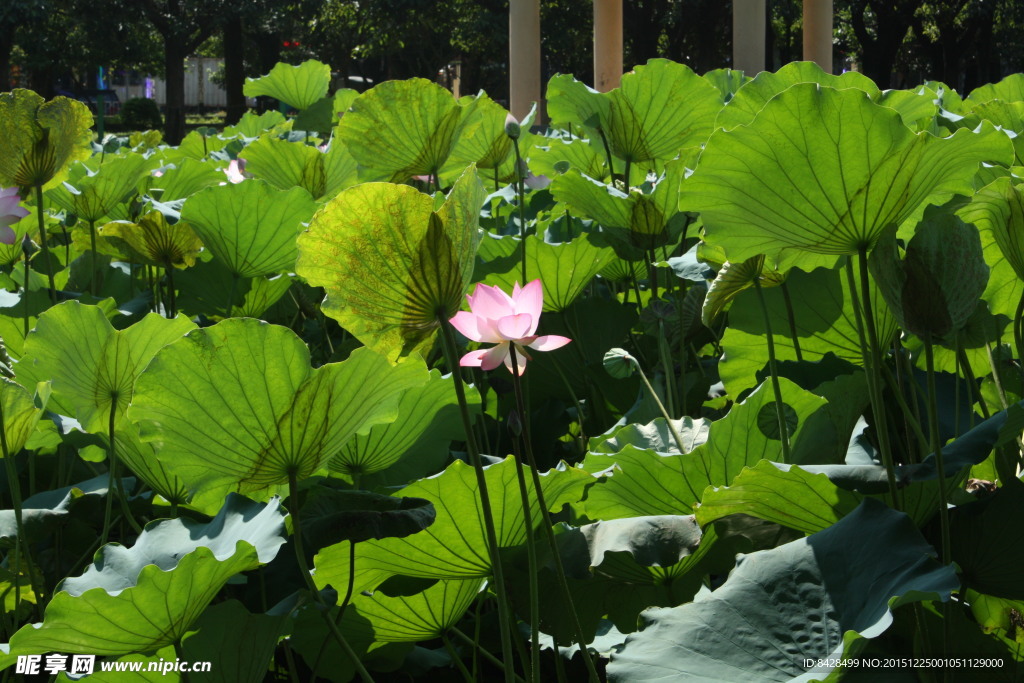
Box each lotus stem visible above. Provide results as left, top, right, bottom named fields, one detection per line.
left=450, top=627, right=527, bottom=683
left=923, top=337, right=952, bottom=562
left=438, top=314, right=517, bottom=683
left=225, top=272, right=239, bottom=319
left=878, top=362, right=929, bottom=463
left=33, top=185, right=56, bottom=304
left=89, top=219, right=98, bottom=296
left=1014, top=289, right=1024, bottom=380
left=442, top=632, right=475, bottom=683
left=0, top=384, right=42, bottom=618
left=657, top=320, right=677, bottom=419
left=847, top=252, right=900, bottom=509
left=507, top=345, right=601, bottom=683
left=753, top=277, right=792, bottom=461
left=623, top=352, right=687, bottom=453
left=508, top=410, right=540, bottom=683
left=511, top=135, right=528, bottom=284
left=287, top=471, right=375, bottom=683
left=780, top=281, right=803, bottom=361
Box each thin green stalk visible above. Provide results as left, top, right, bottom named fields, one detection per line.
left=450, top=627, right=527, bottom=683
left=287, top=472, right=375, bottom=683
left=625, top=353, right=687, bottom=453
left=597, top=128, right=615, bottom=183
left=89, top=220, right=98, bottom=296
left=647, top=249, right=658, bottom=300
left=33, top=186, right=56, bottom=304
left=105, top=402, right=142, bottom=542
left=878, top=363, right=929, bottom=463
left=174, top=640, right=191, bottom=683
left=508, top=423, right=540, bottom=683
left=438, top=316, right=516, bottom=683
left=311, top=540, right=359, bottom=680
left=225, top=272, right=239, bottom=319
left=753, top=277, right=792, bottom=461
left=780, top=280, right=803, bottom=361
left=22, top=255, right=29, bottom=339
left=657, top=320, right=676, bottom=419
left=442, top=633, right=475, bottom=683
left=549, top=357, right=587, bottom=455
left=1, top=394, right=41, bottom=618
left=1014, top=289, right=1024, bottom=379
left=165, top=265, right=176, bottom=319
left=847, top=254, right=899, bottom=508
left=957, top=345, right=987, bottom=421
left=511, top=136, right=528, bottom=284
left=508, top=346, right=600, bottom=683
left=985, top=340, right=1010, bottom=410
left=922, top=337, right=952, bottom=566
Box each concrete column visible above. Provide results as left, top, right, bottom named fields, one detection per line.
left=803, top=0, right=834, bottom=73
left=593, top=0, right=623, bottom=92
left=509, top=0, right=541, bottom=121
left=732, top=0, right=766, bottom=75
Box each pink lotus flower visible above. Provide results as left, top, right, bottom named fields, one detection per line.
left=451, top=280, right=571, bottom=375
left=0, top=187, right=29, bottom=245
left=223, top=159, right=248, bottom=184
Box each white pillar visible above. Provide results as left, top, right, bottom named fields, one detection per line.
left=732, top=0, right=766, bottom=75
left=803, top=0, right=834, bottom=73
left=509, top=0, right=541, bottom=121
left=593, top=0, right=623, bottom=92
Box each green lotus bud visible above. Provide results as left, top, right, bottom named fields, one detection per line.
left=504, top=113, right=521, bottom=140
left=868, top=206, right=988, bottom=342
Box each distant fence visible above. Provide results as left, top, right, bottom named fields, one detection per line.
left=112, top=57, right=228, bottom=110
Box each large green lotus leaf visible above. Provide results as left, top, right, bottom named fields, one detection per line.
left=479, top=233, right=616, bottom=312
left=966, top=100, right=1024, bottom=165
left=181, top=179, right=317, bottom=278
left=315, top=458, right=592, bottom=585
left=352, top=578, right=484, bottom=642
left=8, top=494, right=286, bottom=656
left=242, top=59, right=331, bottom=110
left=129, top=319, right=427, bottom=493
left=718, top=263, right=897, bottom=396
left=967, top=73, right=1024, bottom=105
left=87, top=211, right=203, bottom=269
left=146, top=158, right=224, bottom=201
left=18, top=302, right=195, bottom=433
left=0, top=378, right=49, bottom=457
left=586, top=417, right=709, bottom=456
left=239, top=134, right=326, bottom=197
left=322, top=134, right=359, bottom=200
left=545, top=74, right=609, bottom=133
left=222, top=110, right=289, bottom=139
left=530, top=137, right=610, bottom=182
left=47, top=154, right=154, bottom=223
left=607, top=499, right=958, bottom=682
left=504, top=517, right=734, bottom=644
left=603, top=59, right=723, bottom=163
left=700, top=254, right=785, bottom=326
left=337, top=78, right=463, bottom=179
left=300, top=487, right=435, bottom=548
left=549, top=170, right=632, bottom=228
left=682, top=84, right=1013, bottom=271
left=172, top=260, right=293, bottom=322
left=715, top=61, right=880, bottom=131
left=702, top=68, right=751, bottom=101
left=441, top=92, right=513, bottom=178
left=175, top=130, right=231, bottom=161
left=329, top=368, right=467, bottom=479
left=180, top=600, right=286, bottom=683
left=0, top=89, right=93, bottom=190
left=296, top=166, right=484, bottom=360
left=960, top=177, right=1024, bottom=281
left=110, top=422, right=190, bottom=505
left=581, top=379, right=825, bottom=520
left=695, top=460, right=863, bottom=535
left=948, top=477, right=1024, bottom=600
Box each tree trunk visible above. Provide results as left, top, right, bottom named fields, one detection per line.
left=0, top=25, right=13, bottom=91
left=223, top=13, right=246, bottom=125
left=164, top=40, right=187, bottom=145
